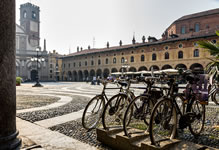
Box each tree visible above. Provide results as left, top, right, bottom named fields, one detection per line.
left=198, top=31, right=219, bottom=80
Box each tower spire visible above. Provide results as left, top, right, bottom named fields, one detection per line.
left=43, top=39, right=46, bottom=51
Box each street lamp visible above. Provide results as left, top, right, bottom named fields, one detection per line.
left=31, top=47, right=45, bottom=87
left=121, top=59, right=130, bottom=78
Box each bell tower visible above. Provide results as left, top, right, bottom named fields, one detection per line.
left=20, top=2, right=40, bottom=47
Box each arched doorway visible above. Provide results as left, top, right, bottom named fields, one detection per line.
left=190, top=63, right=204, bottom=73
left=78, top=70, right=83, bottom=81
left=96, top=69, right=102, bottom=78
left=31, top=70, right=37, bottom=81
left=111, top=68, right=118, bottom=73
left=73, top=71, right=77, bottom=81
left=103, top=68, right=110, bottom=78
left=90, top=69, right=95, bottom=80
left=150, top=65, right=159, bottom=71
left=129, top=67, right=137, bottom=72
left=84, top=70, right=89, bottom=80
left=138, top=66, right=147, bottom=71
left=119, top=67, right=127, bottom=72
left=175, top=64, right=187, bottom=70
left=68, top=71, right=72, bottom=81
left=161, top=64, right=172, bottom=70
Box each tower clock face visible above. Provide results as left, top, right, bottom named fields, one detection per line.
left=30, top=20, right=38, bottom=32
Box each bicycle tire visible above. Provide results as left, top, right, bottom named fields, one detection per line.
left=82, top=95, right=105, bottom=130
left=149, top=98, right=177, bottom=146
left=123, top=95, right=152, bottom=137
left=212, top=89, right=219, bottom=105
left=102, top=93, right=131, bottom=130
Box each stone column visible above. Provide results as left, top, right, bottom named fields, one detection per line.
left=0, top=0, right=22, bottom=149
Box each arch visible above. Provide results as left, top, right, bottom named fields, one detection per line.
left=119, top=67, right=127, bottom=72
left=129, top=67, right=137, bottom=72
left=84, top=70, right=89, bottom=79
left=111, top=68, right=118, bottom=73
left=96, top=69, right=102, bottom=78
left=78, top=70, right=83, bottom=81
left=138, top=66, right=147, bottom=71
left=103, top=68, right=110, bottom=78
left=68, top=71, right=72, bottom=81
left=73, top=71, right=77, bottom=81
left=190, top=63, right=204, bottom=73
left=162, top=64, right=172, bottom=70
left=90, top=69, right=95, bottom=80
left=175, top=64, right=187, bottom=70
left=150, top=65, right=159, bottom=71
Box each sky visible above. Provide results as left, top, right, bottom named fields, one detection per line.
left=16, top=0, right=219, bottom=54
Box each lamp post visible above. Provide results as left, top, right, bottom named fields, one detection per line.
left=121, top=59, right=130, bottom=78
left=31, top=47, right=45, bottom=87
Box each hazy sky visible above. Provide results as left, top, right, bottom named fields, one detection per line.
left=16, top=0, right=219, bottom=54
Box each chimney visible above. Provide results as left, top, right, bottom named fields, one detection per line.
left=132, top=36, right=136, bottom=44
left=77, top=46, right=79, bottom=52
left=142, top=36, right=145, bottom=43
left=80, top=47, right=83, bottom=51
left=107, top=42, right=109, bottom=48
left=88, top=45, right=91, bottom=50
left=119, top=40, right=122, bottom=46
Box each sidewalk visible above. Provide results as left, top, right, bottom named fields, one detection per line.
left=17, top=117, right=96, bottom=150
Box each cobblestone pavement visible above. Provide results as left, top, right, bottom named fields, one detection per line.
left=16, top=82, right=219, bottom=149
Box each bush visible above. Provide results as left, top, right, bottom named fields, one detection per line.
left=16, top=77, right=22, bottom=86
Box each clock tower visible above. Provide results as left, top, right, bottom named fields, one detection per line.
left=20, top=3, right=40, bottom=47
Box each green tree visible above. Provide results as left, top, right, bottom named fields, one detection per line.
left=198, top=31, right=219, bottom=80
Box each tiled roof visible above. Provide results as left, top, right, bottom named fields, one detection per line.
left=63, top=29, right=218, bottom=58
left=177, top=8, right=219, bottom=22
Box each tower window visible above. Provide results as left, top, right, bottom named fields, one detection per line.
left=23, top=11, right=27, bottom=18
left=32, top=11, right=36, bottom=19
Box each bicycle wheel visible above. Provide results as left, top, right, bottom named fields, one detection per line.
left=188, top=100, right=205, bottom=136
left=82, top=95, right=105, bottom=130
left=149, top=98, right=177, bottom=146
left=123, top=95, right=153, bottom=137
left=212, top=89, right=219, bottom=105
left=102, top=93, right=131, bottom=130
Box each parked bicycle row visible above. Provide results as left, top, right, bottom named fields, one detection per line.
left=82, top=70, right=219, bottom=147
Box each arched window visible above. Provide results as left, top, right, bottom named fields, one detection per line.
left=113, top=58, right=116, bottom=64
left=130, top=56, right=134, bottom=62
left=91, top=60, right=94, bottom=66
left=23, top=11, right=27, bottom=18
left=79, top=62, right=81, bottom=67
left=105, top=58, right=108, bottom=64
left=181, top=26, right=186, bottom=34
left=32, top=11, right=36, bottom=19
left=85, top=61, right=87, bottom=66
left=194, top=49, right=199, bottom=57
left=195, top=23, right=200, bottom=32
left=152, top=53, right=156, bottom=61
left=178, top=51, right=183, bottom=59
left=98, top=59, right=101, bottom=65
left=164, top=52, right=169, bottom=59
left=121, top=57, right=125, bottom=63
left=141, top=55, right=145, bottom=62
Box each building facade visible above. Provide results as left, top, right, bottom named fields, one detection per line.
left=62, top=8, right=219, bottom=81
left=16, top=2, right=49, bottom=81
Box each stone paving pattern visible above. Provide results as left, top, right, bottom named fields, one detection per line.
left=16, top=82, right=219, bottom=150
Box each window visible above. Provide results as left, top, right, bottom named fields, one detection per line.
left=105, top=58, right=108, bottom=64
left=68, top=63, right=70, bottom=68
left=50, top=75, right=52, bottom=78
left=178, top=51, right=183, bottom=59
left=73, top=62, right=76, bottom=67
left=178, top=44, right=183, bottom=48
left=131, top=51, right=134, bottom=54
left=195, top=23, right=200, bottom=32
left=23, top=11, right=27, bottom=18
left=165, top=46, right=169, bottom=50
left=113, top=58, right=116, bottom=64
left=98, top=59, right=101, bottom=65
left=79, top=62, right=81, bottom=67
left=32, top=11, right=36, bottom=19
left=152, top=53, right=156, bottom=61
left=64, top=64, right=65, bottom=68
left=85, top=61, right=87, bottom=66
left=211, top=40, right=217, bottom=44
left=130, top=56, right=134, bottom=62
left=181, top=26, right=186, bottom=34
left=141, top=50, right=144, bottom=52
left=141, top=55, right=145, bottom=62
left=121, top=57, right=125, bottom=63
left=50, top=70, right=52, bottom=73
left=164, top=52, right=169, bottom=59
left=50, top=64, right=53, bottom=68
left=121, top=53, right=124, bottom=55
left=194, top=49, right=199, bottom=57
left=91, top=60, right=94, bottom=66
left=114, top=54, right=116, bottom=56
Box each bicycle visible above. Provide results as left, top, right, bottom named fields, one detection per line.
left=102, top=78, right=136, bottom=130
left=123, top=77, right=164, bottom=137
left=149, top=75, right=206, bottom=146
left=82, top=79, right=125, bottom=130
left=209, top=81, right=219, bottom=105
